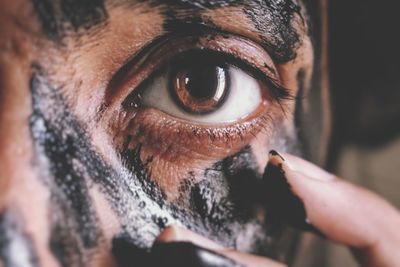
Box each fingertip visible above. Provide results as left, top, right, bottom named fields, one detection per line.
left=156, top=225, right=223, bottom=251
left=156, top=225, right=182, bottom=243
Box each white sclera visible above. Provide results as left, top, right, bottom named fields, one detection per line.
left=141, top=66, right=262, bottom=124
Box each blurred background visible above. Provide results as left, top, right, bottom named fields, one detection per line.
left=328, top=0, right=400, bottom=205
left=295, top=1, right=399, bottom=266
left=315, top=1, right=400, bottom=266
left=326, top=1, right=400, bottom=266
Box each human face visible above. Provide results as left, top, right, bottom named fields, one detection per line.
left=0, top=0, right=314, bottom=266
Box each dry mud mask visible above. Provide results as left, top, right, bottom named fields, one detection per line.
left=126, top=151, right=325, bottom=267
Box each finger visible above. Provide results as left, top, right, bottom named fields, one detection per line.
left=263, top=151, right=400, bottom=267
left=154, top=225, right=286, bottom=267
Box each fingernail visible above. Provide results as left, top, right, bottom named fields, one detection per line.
left=151, top=242, right=243, bottom=267
left=263, top=151, right=324, bottom=235
left=268, top=150, right=285, bottom=165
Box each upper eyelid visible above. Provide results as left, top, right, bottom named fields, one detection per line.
left=131, top=49, right=291, bottom=104
left=107, top=28, right=278, bottom=90
left=105, top=31, right=288, bottom=110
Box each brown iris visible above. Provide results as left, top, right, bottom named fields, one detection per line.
left=169, top=63, right=230, bottom=114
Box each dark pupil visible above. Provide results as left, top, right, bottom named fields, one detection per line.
left=185, top=66, right=220, bottom=100
left=170, top=63, right=229, bottom=115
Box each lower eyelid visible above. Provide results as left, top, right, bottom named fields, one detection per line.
left=122, top=103, right=273, bottom=159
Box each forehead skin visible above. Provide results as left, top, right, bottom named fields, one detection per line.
left=0, top=1, right=314, bottom=267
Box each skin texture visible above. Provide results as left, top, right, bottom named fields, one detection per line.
left=0, top=0, right=316, bottom=266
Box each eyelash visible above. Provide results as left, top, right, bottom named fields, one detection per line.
left=208, top=50, right=295, bottom=103
left=129, top=48, right=294, bottom=109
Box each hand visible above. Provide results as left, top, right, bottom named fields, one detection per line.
left=153, top=152, right=400, bottom=267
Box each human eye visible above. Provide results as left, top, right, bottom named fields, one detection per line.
left=107, top=33, right=293, bottom=193
left=139, top=50, right=265, bottom=124
left=118, top=34, right=291, bottom=127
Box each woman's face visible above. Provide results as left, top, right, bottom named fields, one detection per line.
left=0, top=0, right=316, bottom=266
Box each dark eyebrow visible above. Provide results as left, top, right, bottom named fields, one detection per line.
left=246, top=0, right=303, bottom=62
left=159, top=0, right=299, bottom=10
left=158, top=0, right=303, bottom=62
left=32, top=0, right=108, bottom=38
